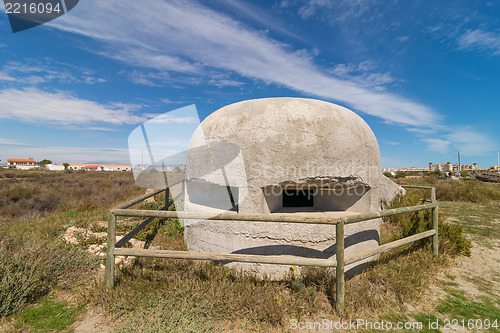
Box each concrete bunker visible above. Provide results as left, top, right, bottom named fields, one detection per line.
left=184, top=98, right=401, bottom=279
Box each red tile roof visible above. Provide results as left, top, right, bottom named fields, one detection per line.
left=7, top=158, right=35, bottom=163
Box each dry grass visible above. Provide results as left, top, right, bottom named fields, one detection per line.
left=88, top=259, right=333, bottom=331
left=344, top=248, right=448, bottom=318
left=395, top=174, right=500, bottom=203
left=87, top=216, right=333, bottom=331
left=84, top=187, right=470, bottom=331
left=0, top=168, right=143, bottom=221
left=0, top=169, right=483, bottom=331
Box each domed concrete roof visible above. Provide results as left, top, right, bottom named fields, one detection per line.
left=186, top=98, right=396, bottom=214
left=184, top=98, right=401, bottom=279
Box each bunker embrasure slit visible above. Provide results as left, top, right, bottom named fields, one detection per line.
left=282, top=188, right=314, bottom=207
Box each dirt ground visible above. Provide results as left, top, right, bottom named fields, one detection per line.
left=68, top=222, right=500, bottom=332
left=445, top=239, right=500, bottom=300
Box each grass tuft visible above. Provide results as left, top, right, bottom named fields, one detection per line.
left=437, top=289, right=500, bottom=323
left=17, top=295, right=80, bottom=332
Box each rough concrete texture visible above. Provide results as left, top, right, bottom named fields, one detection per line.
left=184, top=97, right=401, bottom=279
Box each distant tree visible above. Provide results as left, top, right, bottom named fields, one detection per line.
left=429, top=170, right=442, bottom=178
left=395, top=171, right=406, bottom=178
left=174, top=166, right=182, bottom=172
left=38, top=159, right=52, bottom=168
left=63, top=163, right=70, bottom=170
left=383, top=172, right=393, bottom=178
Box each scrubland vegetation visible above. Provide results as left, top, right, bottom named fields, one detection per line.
left=0, top=169, right=142, bottom=221
left=0, top=169, right=143, bottom=323
left=399, top=173, right=500, bottom=203
left=0, top=168, right=498, bottom=332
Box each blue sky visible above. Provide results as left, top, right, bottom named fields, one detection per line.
left=0, top=0, right=499, bottom=168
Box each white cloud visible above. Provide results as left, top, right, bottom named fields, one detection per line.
left=142, top=113, right=197, bottom=124
left=49, top=0, right=439, bottom=128
left=0, top=137, right=26, bottom=145
left=330, top=60, right=396, bottom=90
left=382, top=140, right=399, bottom=146
left=0, top=87, right=146, bottom=125
left=67, top=126, right=122, bottom=132
left=0, top=60, right=107, bottom=85
left=1, top=144, right=131, bottom=164
left=297, top=0, right=371, bottom=22
left=446, top=128, right=497, bottom=156
left=0, top=138, right=132, bottom=164
left=420, top=128, right=496, bottom=156
left=122, top=70, right=166, bottom=87
left=161, top=98, right=184, bottom=104
left=83, top=76, right=107, bottom=84
left=219, top=0, right=305, bottom=42
left=105, top=48, right=202, bottom=74
left=298, top=0, right=333, bottom=20
left=457, top=29, right=500, bottom=54
left=421, top=138, right=452, bottom=154
left=208, top=78, right=245, bottom=88
left=0, top=71, right=15, bottom=82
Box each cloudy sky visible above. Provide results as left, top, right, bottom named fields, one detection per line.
left=0, top=0, right=499, bottom=168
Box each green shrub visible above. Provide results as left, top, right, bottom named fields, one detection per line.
left=439, top=223, right=471, bottom=256
left=8, top=184, right=33, bottom=202
left=164, top=218, right=184, bottom=238
left=383, top=191, right=430, bottom=241
left=395, top=171, right=406, bottom=178
left=429, top=171, right=442, bottom=178
left=384, top=191, right=471, bottom=256
left=0, top=238, right=98, bottom=318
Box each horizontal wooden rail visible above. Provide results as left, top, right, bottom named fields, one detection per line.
left=114, top=248, right=336, bottom=267
left=112, top=209, right=343, bottom=224
left=342, top=203, right=436, bottom=224
left=115, top=213, right=164, bottom=249
left=106, top=183, right=439, bottom=316
left=113, top=188, right=165, bottom=210
left=111, top=203, right=436, bottom=226
left=344, top=229, right=436, bottom=265
left=112, top=179, right=184, bottom=210
left=401, top=185, right=434, bottom=189
left=115, top=193, right=184, bottom=248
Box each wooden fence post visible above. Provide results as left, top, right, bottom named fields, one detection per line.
left=165, top=187, right=170, bottom=208
left=431, top=187, right=439, bottom=257
left=106, top=212, right=116, bottom=289
left=336, top=220, right=345, bottom=314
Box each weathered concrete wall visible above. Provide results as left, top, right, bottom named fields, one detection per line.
left=184, top=98, right=401, bottom=279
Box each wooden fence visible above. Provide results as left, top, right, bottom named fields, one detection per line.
left=106, top=183, right=438, bottom=314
